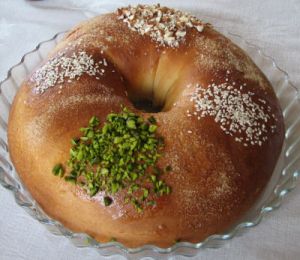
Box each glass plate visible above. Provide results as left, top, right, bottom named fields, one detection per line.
left=0, top=27, right=299, bottom=259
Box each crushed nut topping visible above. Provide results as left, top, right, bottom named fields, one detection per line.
left=117, top=4, right=206, bottom=48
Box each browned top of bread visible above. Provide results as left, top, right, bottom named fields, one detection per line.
left=8, top=4, right=284, bottom=247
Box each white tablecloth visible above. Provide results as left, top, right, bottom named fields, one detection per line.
left=0, top=0, right=300, bottom=259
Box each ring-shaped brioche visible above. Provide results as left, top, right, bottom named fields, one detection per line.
left=8, top=4, right=284, bottom=247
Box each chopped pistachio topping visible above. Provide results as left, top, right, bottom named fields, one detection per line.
left=53, top=107, right=172, bottom=211
left=52, top=164, right=65, bottom=177
left=104, top=196, right=113, bottom=206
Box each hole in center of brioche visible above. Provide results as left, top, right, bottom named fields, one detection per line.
left=130, top=98, right=163, bottom=113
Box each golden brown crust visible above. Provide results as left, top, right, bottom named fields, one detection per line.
left=8, top=6, right=284, bottom=247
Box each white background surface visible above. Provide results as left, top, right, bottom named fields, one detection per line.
left=0, top=0, right=300, bottom=259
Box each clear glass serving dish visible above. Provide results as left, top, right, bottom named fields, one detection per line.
left=0, top=28, right=299, bottom=259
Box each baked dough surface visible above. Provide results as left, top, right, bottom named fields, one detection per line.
left=8, top=5, right=284, bottom=247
